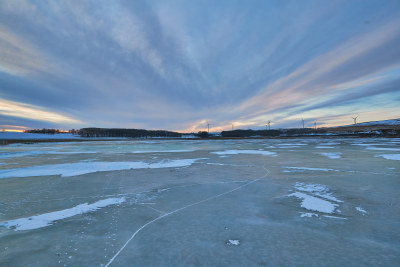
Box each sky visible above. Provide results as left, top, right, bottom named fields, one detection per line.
left=1, top=0, right=400, bottom=132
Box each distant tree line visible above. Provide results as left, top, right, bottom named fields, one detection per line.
left=24, top=128, right=63, bottom=134
left=79, top=128, right=182, bottom=138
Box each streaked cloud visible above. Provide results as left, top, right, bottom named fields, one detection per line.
left=0, top=99, right=81, bottom=124
left=0, top=0, right=399, bottom=131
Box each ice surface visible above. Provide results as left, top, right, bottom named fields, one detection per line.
left=1, top=138, right=399, bottom=266
left=0, top=150, right=96, bottom=159
left=319, top=152, right=342, bottom=159
left=0, top=158, right=204, bottom=179
left=376, top=154, right=400, bottom=160
left=322, top=215, right=347, bottom=220
left=3, top=197, right=125, bottom=231
left=211, top=150, right=276, bottom=156
left=315, top=146, right=335, bottom=149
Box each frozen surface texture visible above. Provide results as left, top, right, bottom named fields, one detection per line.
left=0, top=138, right=399, bottom=266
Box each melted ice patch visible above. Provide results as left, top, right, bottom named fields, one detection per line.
left=319, top=152, right=342, bottom=159
left=2, top=197, right=125, bottom=231
left=212, top=150, right=276, bottom=156
left=0, top=159, right=204, bottom=179
left=375, top=154, right=400, bottom=160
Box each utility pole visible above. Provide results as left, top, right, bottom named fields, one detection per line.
left=314, top=121, right=317, bottom=130
left=206, top=123, right=210, bottom=133
left=232, top=124, right=234, bottom=130
left=301, top=118, right=305, bottom=129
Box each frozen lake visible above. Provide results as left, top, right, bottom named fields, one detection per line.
left=0, top=138, right=399, bottom=266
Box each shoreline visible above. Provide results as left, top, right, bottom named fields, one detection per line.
left=1, top=135, right=399, bottom=145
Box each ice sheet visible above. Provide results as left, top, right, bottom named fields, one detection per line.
left=315, top=146, right=335, bottom=149
left=0, top=158, right=204, bottom=179
left=211, top=150, right=276, bottom=156
left=2, top=197, right=125, bottom=231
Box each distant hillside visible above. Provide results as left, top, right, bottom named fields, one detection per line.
left=327, top=118, right=400, bottom=132
left=221, top=118, right=400, bottom=138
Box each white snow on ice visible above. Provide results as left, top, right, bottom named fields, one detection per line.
left=288, top=192, right=338, bottom=214
left=289, top=183, right=342, bottom=216
left=227, top=240, right=240, bottom=246
left=294, top=182, right=342, bottom=203
left=319, top=152, right=342, bottom=159
left=131, top=149, right=195, bottom=154
left=366, top=147, right=400, bottom=151
left=315, top=146, right=335, bottom=149
left=0, top=158, right=204, bottom=179
left=2, top=197, right=125, bottom=231
left=211, top=150, right=276, bottom=156
left=375, top=154, right=400, bottom=160
left=284, top=167, right=340, bottom=172
left=355, top=207, right=367, bottom=214
left=300, top=212, right=318, bottom=218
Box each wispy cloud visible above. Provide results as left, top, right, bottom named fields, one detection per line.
left=0, top=99, right=82, bottom=124
left=0, top=0, right=399, bottom=130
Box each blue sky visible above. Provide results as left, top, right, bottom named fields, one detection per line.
left=1, top=0, right=399, bottom=132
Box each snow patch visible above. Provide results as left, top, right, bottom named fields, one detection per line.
left=319, top=152, right=342, bottom=159
left=355, top=207, right=367, bottom=214
left=375, top=154, right=400, bottom=160
left=2, top=197, right=125, bottom=231
left=300, top=212, right=318, bottom=218
left=0, top=159, right=204, bottom=179
left=212, top=150, right=276, bottom=156
left=226, top=240, right=240, bottom=246
left=366, top=147, right=400, bottom=151
left=289, top=192, right=338, bottom=214
left=315, top=146, right=335, bottom=149
left=284, top=167, right=340, bottom=172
